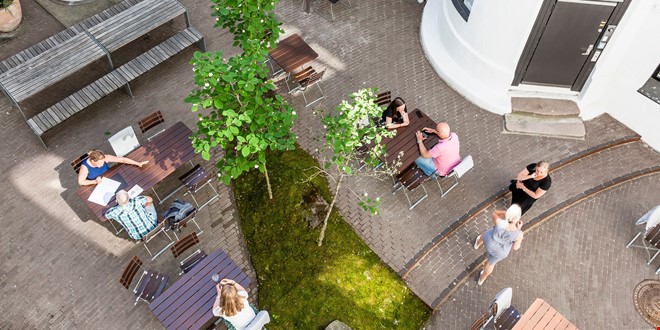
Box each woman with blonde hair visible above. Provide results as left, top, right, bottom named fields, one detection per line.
left=213, top=278, right=256, bottom=330
left=77, top=150, right=148, bottom=186
left=472, top=204, right=524, bottom=285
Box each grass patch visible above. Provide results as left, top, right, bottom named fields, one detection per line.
left=233, top=147, right=430, bottom=329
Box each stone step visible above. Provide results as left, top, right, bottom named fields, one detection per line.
left=504, top=113, right=586, bottom=139
left=511, top=97, right=580, bottom=117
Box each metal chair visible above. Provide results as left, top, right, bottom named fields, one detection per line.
left=469, top=287, right=520, bottom=330
left=434, top=155, right=474, bottom=197
left=393, top=165, right=431, bottom=210
left=70, top=153, right=89, bottom=173
left=375, top=91, right=392, bottom=108
left=287, top=66, right=327, bottom=107
left=170, top=232, right=207, bottom=275
left=119, top=256, right=168, bottom=305
left=168, top=208, right=202, bottom=240
left=627, top=205, right=660, bottom=269
left=137, top=110, right=166, bottom=141
left=316, top=0, right=352, bottom=21
left=108, top=126, right=140, bottom=157
left=141, top=220, right=175, bottom=260
left=179, top=165, right=220, bottom=210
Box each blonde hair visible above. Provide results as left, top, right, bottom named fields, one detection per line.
left=87, top=150, right=106, bottom=162
left=220, top=284, right=244, bottom=317
left=505, top=204, right=522, bottom=224
left=536, top=161, right=549, bottom=171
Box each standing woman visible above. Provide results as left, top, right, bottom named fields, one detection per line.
left=473, top=204, right=524, bottom=285
left=77, top=150, right=148, bottom=186
left=380, top=97, right=409, bottom=130
left=213, top=278, right=256, bottom=330
left=510, top=160, right=551, bottom=215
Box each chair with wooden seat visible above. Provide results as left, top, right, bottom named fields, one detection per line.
left=375, top=91, right=392, bottom=108
left=70, top=153, right=89, bottom=174
left=393, top=165, right=432, bottom=210
left=170, top=232, right=207, bottom=275
left=433, top=155, right=474, bottom=197
left=179, top=165, right=220, bottom=210
left=119, top=256, right=168, bottom=305
left=315, top=0, right=352, bottom=21
left=287, top=66, right=327, bottom=107
left=141, top=220, right=175, bottom=260
left=469, top=287, right=520, bottom=330
left=138, top=110, right=166, bottom=142
left=108, top=126, right=141, bottom=157
left=627, top=205, right=660, bottom=267
left=168, top=208, right=202, bottom=240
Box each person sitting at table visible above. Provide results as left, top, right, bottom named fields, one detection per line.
left=78, top=150, right=148, bottom=186
left=413, top=122, right=461, bottom=177
left=213, top=278, right=256, bottom=330
left=378, top=97, right=410, bottom=130
left=104, top=190, right=157, bottom=240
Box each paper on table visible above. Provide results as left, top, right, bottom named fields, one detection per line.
left=88, top=177, right=122, bottom=206
left=128, top=185, right=143, bottom=199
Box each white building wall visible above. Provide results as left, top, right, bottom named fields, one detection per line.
left=421, top=0, right=660, bottom=151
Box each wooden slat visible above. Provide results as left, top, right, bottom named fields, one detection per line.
left=269, top=34, right=319, bottom=73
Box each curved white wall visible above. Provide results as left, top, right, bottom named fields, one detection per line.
left=420, top=0, right=542, bottom=113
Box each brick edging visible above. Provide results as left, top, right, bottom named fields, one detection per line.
left=429, top=166, right=660, bottom=310
left=398, top=134, right=641, bottom=278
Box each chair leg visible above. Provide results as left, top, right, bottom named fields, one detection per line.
left=626, top=232, right=642, bottom=248
left=108, top=219, right=124, bottom=235
left=401, top=184, right=428, bottom=210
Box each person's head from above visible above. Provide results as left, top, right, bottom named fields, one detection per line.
left=87, top=150, right=106, bottom=167
left=220, top=282, right=243, bottom=316
left=505, top=204, right=522, bottom=224
left=115, top=190, right=130, bottom=206
left=389, top=97, right=406, bottom=114
left=436, top=122, right=451, bottom=139
left=535, top=161, right=550, bottom=178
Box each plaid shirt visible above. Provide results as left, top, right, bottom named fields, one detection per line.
left=104, top=196, right=157, bottom=240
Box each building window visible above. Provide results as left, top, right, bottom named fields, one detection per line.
left=638, top=64, right=660, bottom=105
left=452, top=0, right=473, bottom=21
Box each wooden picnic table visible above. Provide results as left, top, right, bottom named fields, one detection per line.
left=512, top=298, right=578, bottom=330
left=148, top=248, right=252, bottom=330
left=381, top=109, right=439, bottom=173
left=268, top=34, right=319, bottom=73
left=76, top=121, right=195, bottom=221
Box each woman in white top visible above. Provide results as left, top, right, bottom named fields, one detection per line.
left=213, top=279, right=256, bottom=330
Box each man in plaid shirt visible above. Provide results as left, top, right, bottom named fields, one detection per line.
left=105, top=190, right=157, bottom=240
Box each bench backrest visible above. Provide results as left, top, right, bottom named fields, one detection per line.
left=119, top=256, right=143, bottom=289
left=375, top=91, right=392, bottom=108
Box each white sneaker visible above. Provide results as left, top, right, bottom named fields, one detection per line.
left=473, top=235, right=481, bottom=249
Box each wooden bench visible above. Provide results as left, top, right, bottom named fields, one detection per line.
left=26, top=27, right=205, bottom=145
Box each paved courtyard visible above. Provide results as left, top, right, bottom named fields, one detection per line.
left=0, top=0, right=659, bottom=329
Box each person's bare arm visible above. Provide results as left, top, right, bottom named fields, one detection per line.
left=105, top=154, right=148, bottom=167
left=512, top=229, right=524, bottom=250
left=77, top=166, right=101, bottom=186
left=213, top=283, right=223, bottom=313
left=516, top=167, right=536, bottom=181
left=515, top=181, right=547, bottom=199
left=415, top=131, right=431, bottom=158
left=491, top=210, right=506, bottom=225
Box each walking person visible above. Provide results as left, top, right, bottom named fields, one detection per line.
left=509, top=161, right=551, bottom=215
left=473, top=204, right=524, bottom=285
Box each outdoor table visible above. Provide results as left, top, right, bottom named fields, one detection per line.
left=148, top=248, right=252, bottom=330
left=381, top=109, right=439, bottom=173
left=268, top=33, right=319, bottom=73
left=76, top=121, right=194, bottom=221
left=512, top=298, right=578, bottom=330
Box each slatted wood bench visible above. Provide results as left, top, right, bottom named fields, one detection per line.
left=25, top=27, right=205, bottom=146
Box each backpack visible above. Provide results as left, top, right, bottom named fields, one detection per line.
left=162, top=199, right=195, bottom=229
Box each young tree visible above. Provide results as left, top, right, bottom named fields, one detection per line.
left=185, top=0, right=296, bottom=198
left=315, top=88, right=399, bottom=246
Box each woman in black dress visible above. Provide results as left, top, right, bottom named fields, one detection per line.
left=380, top=97, right=409, bottom=130
left=510, top=161, right=551, bottom=215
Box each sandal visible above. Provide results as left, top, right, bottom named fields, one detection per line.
left=473, top=235, right=481, bottom=249
left=477, top=270, right=484, bottom=286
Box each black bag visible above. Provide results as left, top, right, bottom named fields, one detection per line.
left=162, top=199, right=195, bottom=229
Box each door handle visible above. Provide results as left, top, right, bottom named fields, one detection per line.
left=581, top=44, right=594, bottom=56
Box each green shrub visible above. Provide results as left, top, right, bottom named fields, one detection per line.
left=1, top=0, right=14, bottom=9
left=234, top=147, right=430, bottom=329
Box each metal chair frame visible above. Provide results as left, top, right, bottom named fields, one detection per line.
left=433, top=155, right=474, bottom=197
left=141, top=220, right=175, bottom=260
left=180, top=165, right=220, bottom=210
left=315, top=0, right=352, bottom=21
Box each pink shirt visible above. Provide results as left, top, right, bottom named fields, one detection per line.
left=428, top=132, right=461, bottom=176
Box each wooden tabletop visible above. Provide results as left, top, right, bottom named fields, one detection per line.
left=76, top=121, right=195, bottom=221
left=512, top=298, right=578, bottom=330
left=148, top=248, right=252, bottom=330
left=268, top=33, right=319, bottom=73
left=381, top=109, right=439, bottom=173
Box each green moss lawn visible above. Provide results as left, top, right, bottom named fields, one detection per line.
left=233, top=147, right=430, bottom=329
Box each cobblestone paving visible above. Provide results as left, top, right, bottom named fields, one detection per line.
left=424, top=172, right=660, bottom=330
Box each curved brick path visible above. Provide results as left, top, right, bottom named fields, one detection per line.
left=424, top=172, right=660, bottom=329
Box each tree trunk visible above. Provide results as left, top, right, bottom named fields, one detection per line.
left=264, top=162, right=273, bottom=200
left=318, top=174, right=343, bottom=246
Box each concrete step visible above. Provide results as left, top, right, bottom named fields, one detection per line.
left=511, top=97, right=580, bottom=117
left=504, top=113, right=585, bottom=139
